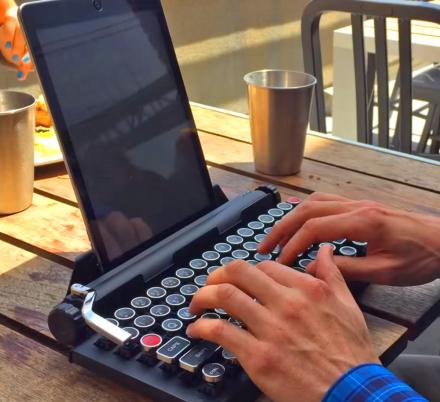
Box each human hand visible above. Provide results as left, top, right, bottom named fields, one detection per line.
left=259, top=192, right=440, bottom=286
left=0, top=4, right=33, bottom=80
left=187, top=246, right=379, bottom=402
left=94, top=211, right=153, bottom=261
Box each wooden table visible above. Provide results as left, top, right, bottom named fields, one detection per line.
left=332, top=10, right=440, bottom=140
left=1, top=103, right=440, bottom=401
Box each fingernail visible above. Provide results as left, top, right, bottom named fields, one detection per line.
left=17, top=71, right=24, bottom=79
left=186, top=324, right=193, bottom=337
left=22, top=55, right=30, bottom=63
left=12, top=54, right=19, bottom=62
left=5, top=41, right=12, bottom=49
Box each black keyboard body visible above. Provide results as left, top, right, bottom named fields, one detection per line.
left=49, top=186, right=367, bottom=402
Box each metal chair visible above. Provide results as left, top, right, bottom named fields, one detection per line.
left=302, top=0, right=440, bottom=154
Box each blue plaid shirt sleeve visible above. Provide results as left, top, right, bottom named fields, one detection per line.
left=323, top=363, right=428, bottom=401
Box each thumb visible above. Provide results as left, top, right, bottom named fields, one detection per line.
left=313, top=245, right=352, bottom=300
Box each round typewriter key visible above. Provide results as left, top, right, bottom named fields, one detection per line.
left=214, top=308, right=228, bottom=316
left=340, top=246, right=357, bottom=257
left=222, top=349, right=239, bottom=365
left=202, top=362, right=226, bottom=383
left=254, top=253, right=272, bottom=262
left=333, top=238, right=347, bottom=245
left=134, top=315, right=156, bottom=330
left=243, top=241, right=258, bottom=252
left=231, top=249, right=250, bottom=260
left=150, top=304, right=171, bottom=318
left=175, top=268, right=195, bottom=281
left=277, top=202, right=293, bottom=211
left=202, top=251, right=221, bottom=262
left=114, top=307, right=136, bottom=322
left=254, top=233, right=267, bottom=243
left=189, top=259, right=208, bottom=270
left=162, top=318, right=183, bottom=333
left=226, top=235, right=243, bottom=246
left=177, top=307, right=197, bottom=321
left=214, top=243, right=232, bottom=254
left=237, top=228, right=254, bottom=238
left=319, top=242, right=337, bottom=251
left=287, top=196, right=302, bottom=205
left=131, top=296, right=152, bottom=310
left=141, top=333, right=163, bottom=353
left=352, top=241, right=368, bottom=247
left=308, top=250, right=319, bottom=260
left=161, top=277, right=181, bottom=289
left=106, top=318, right=119, bottom=326
left=228, top=317, right=244, bottom=327
left=202, top=312, right=221, bottom=320
left=247, top=260, right=258, bottom=265
left=220, top=256, right=235, bottom=265
left=264, top=227, right=272, bottom=235
left=248, top=221, right=265, bottom=231
left=268, top=208, right=284, bottom=218
left=207, top=265, right=221, bottom=274
left=146, top=287, right=167, bottom=300
left=258, top=214, right=275, bottom=224
left=298, top=258, right=313, bottom=269
left=166, top=293, right=186, bottom=308
left=180, top=284, right=199, bottom=297
left=122, top=327, right=140, bottom=340
left=194, top=274, right=208, bottom=287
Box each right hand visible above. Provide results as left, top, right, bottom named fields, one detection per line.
left=259, top=192, right=440, bottom=286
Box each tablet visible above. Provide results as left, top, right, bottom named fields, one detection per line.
left=20, top=0, right=215, bottom=271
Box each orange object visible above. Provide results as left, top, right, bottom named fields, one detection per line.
left=36, top=95, right=53, bottom=128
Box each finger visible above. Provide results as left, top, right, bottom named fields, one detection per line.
left=277, top=211, right=373, bottom=265
left=207, top=260, right=281, bottom=306
left=103, top=212, right=137, bottom=253
left=186, top=318, right=256, bottom=361
left=17, top=53, right=33, bottom=80
left=312, top=245, right=353, bottom=302
left=130, top=217, right=152, bottom=243
left=259, top=201, right=355, bottom=254
left=256, top=260, right=315, bottom=288
left=332, top=254, right=399, bottom=284
left=11, top=21, right=26, bottom=64
left=189, top=284, right=269, bottom=334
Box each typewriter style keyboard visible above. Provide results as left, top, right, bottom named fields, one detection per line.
left=94, top=197, right=367, bottom=396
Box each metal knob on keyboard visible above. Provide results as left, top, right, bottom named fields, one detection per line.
left=202, top=362, right=226, bottom=383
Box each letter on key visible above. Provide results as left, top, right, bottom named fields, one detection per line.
left=156, top=336, right=191, bottom=364
left=179, top=341, right=221, bottom=373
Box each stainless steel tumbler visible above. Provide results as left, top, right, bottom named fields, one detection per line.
left=244, top=70, right=316, bottom=176
left=0, top=90, right=35, bottom=214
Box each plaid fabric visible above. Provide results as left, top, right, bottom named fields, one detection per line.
left=323, top=364, right=427, bottom=401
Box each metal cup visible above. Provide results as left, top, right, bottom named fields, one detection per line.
left=244, top=70, right=317, bottom=176
left=0, top=90, right=36, bottom=214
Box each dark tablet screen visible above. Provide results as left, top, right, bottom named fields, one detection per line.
left=22, top=0, right=214, bottom=269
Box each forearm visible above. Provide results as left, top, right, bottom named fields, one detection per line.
left=324, top=363, right=427, bottom=401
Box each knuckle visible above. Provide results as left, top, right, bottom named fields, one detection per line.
left=216, top=283, right=239, bottom=301
left=223, top=259, right=247, bottom=275
left=281, top=295, right=304, bottom=318
left=302, top=217, right=320, bottom=234
left=307, top=279, right=330, bottom=299
left=205, top=319, right=226, bottom=339
left=307, top=192, right=327, bottom=202
left=256, top=260, right=274, bottom=271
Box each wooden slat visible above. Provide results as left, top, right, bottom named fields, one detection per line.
left=0, top=241, right=70, bottom=337
left=198, top=131, right=440, bottom=216
left=0, top=325, right=152, bottom=402
left=360, top=280, right=440, bottom=339
left=191, top=104, right=440, bottom=194
left=0, top=193, right=90, bottom=262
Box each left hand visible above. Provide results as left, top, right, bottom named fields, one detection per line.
left=0, top=5, right=33, bottom=80
left=188, top=246, right=379, bottom=402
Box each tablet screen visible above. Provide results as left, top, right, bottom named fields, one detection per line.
left=25, top=1, right=214, bottom=269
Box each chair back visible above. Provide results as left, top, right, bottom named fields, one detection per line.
left=302, top=0, right=440, bottom=152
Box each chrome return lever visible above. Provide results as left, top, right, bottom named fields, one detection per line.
left=71, top=283, right=132, bottom=345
